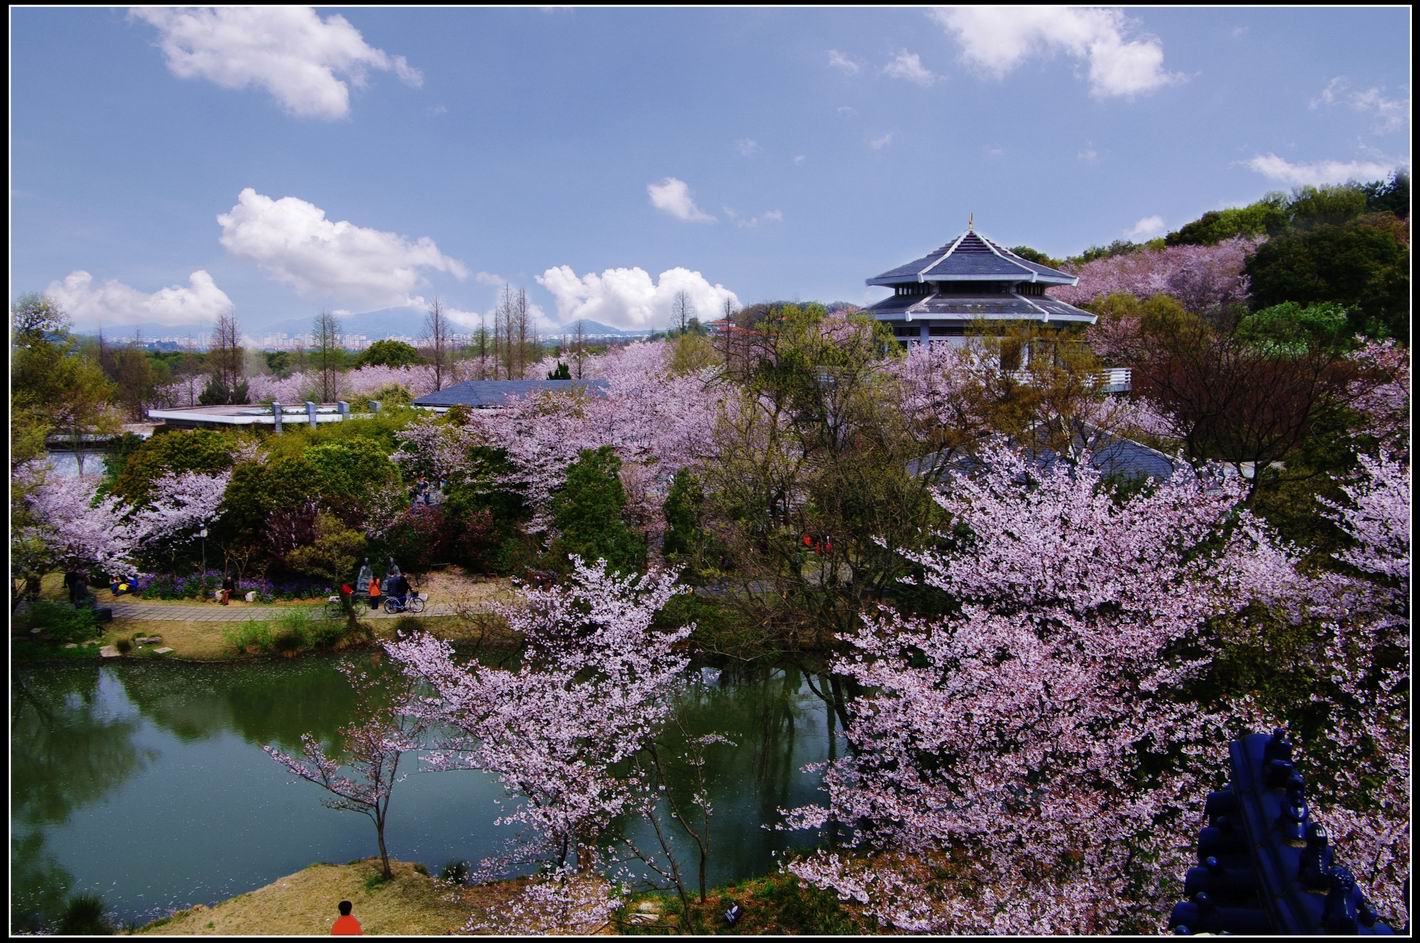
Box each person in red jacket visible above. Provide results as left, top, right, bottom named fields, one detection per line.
left=332, top=900, right=362, bottom=935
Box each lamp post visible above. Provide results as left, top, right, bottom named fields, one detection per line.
left=199, top=525, right=208, bottom=574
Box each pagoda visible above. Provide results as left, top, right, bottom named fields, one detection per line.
left=865, top=218, right=1094, bottom=347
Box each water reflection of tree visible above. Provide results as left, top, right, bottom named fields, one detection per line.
left=11, top=667, right=155, bottom=827
left=115, top=658, right=359, bottom=752
left=10, top=831, right=75, bottom=933
left=610, top=666, right=833, bottom=888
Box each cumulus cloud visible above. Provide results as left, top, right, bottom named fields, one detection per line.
left=1077, top=143, right=1099, bottom=163
left=217, top=187, right=468, bottom=308
left=45, top=269, right=233, bottom=328
left=647, top=177, right=716, bottom=223
left=1246, top=153, right=1403, bottom=187
left=131, top=7, right=421, bottom=120
left=868, top=131, right=894, bottom=150
left=827, top=49, right=861, bottom=75
left=1124, top=215, right=1166, bottom=239
left=735, top=138, right=760, bottom=157
left=1311, top=77, right=1409, bottom=133
left=929, top=6, right=1183, bottom=98
left=883, top=50, right=940, bottom=86
left=537, top=265, right=739, bottom=331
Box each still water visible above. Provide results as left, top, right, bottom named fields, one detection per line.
left=11, top=657, right=840, bottom=929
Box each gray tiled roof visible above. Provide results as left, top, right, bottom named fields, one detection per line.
left=868, top=230, right=1077, bottom=286
left=867, top=291, right=1095, bottom=323
left=908, top=427, right=1177, bottom=482
left=414, top=378, right=610, bottom=408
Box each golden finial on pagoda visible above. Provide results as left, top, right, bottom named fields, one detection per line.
left=968, top=212, right=974, bottom=231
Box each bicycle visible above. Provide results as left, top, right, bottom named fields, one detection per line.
left=326, top=585, right=368, bottom=619
left=382, top=594, right=426, bottom=615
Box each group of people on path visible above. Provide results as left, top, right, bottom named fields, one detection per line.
left=350, top=557, right=414, bottom=611
left=411, top=474, right=444, bottom=507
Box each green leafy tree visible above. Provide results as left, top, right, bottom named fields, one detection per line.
left=1245, top=216, right=1410, bottom=340
left=1236, top=301, right=1351, bottom=355
left=549, top=446, right=646, bottom=574
left=546, top=361, right=572, bottom=380
left=358, top=339, right=423, bottom=368
left=1165, top=194, right=1289, bottom=245
left=111, top=429, right=236, bottom=505
left=285, top=512, right=367, bottom=586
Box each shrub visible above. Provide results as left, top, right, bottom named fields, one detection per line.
left=439, top=860, right=471, bottom=884
left=115, top=638, right=133, bottom=655
left=271, top=627, right=305, bottom=657
left=223, top=621, right=274, bottom=655
left=394, top=616, right=423, bottom=636
left=58, top=894, right=113, bottom=935
left=17, top=600, right=100, bottom=645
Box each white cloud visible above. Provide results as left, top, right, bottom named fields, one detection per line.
left=537, top=265, right=740, bottom=331
left=793, top=154, right=807, bottom=164
left=983, top=145, right=1005, bottom=158
left=474, top=271, right=506, bottom=287
left=217, top=188, right=468, bottom=308
left=724, top=207, right=785, bottom=229
left=647, top=177, right=716, bottom=223
left=131, top=7, right=421, bottom=121
left=45, top=269, right=233, bottom=328
left=1124, top=215, right=1166, bottom=240
left=1229, top=25, right=1249, bottom=41
left=1077, top=144, right=1099, bottom=163
left=929, top=6, right=1183, bottom=98
left=1245, top=153, right=1403, bottom=187
left=827, top=49, right=861, bottom=75
left=868, top=131, right=894, bottom=150
left=883, top=50, right=940, bottom=87
left=1311, top=77, right=1408, bottom=133
left=837, top=105, right=858, bottom=117
left=736, top=137, right=760, bottom=157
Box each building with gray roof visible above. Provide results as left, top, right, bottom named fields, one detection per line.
left=866, top=221, right=1095, bottom=348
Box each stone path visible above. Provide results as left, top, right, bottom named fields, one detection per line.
left=107, top=600, right=475, bottom=622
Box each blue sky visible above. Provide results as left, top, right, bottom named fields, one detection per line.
left=9, top=6, right=1411, bottom=337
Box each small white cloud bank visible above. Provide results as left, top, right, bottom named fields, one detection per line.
left=827, top=50, right=861, bottom=75
left=45, top=269, right=234, bottom=328
left=647, top=177, right=716, bottom=223
left=1311, top=77, right=1409, bottom=134
left=131, top=6, right=421, bottom=120
left=929, top=6, right=1183, bottom=98
left=1246, top=153, right=1404, bottom=187
left=217, top=187, right=468, bottom=308
left=883, top=50, right=940, bottom=87
left=1124, top=215, right=1166, bottom=240
left=537, top=265, right=740, bottom=331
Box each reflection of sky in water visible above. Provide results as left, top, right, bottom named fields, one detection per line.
left=11, top=659, right=841, bottom=927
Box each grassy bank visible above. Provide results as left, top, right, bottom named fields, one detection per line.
left=131, top=858, right=870, bottom=936
left=133, top=860, right=518, bottom=936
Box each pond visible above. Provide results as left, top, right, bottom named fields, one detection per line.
left=10, top=657, right=842, bottom=930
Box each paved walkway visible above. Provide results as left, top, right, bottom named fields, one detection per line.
left=107, top=600, right=477, bottom=622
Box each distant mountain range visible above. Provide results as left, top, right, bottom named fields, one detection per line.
left=74, top=309, right=653, bottom=346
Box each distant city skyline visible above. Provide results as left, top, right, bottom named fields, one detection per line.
left=11, top=6, right=1411, bottom=337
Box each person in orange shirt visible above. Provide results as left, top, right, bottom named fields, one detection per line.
left=332, top=900, right=362, bottom=935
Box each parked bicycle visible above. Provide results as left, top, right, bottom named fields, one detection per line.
left=382, top=593, right=426, bottom=615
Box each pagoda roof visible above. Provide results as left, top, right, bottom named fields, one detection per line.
left=867, top=230, right=1077, bottom=286
left=867, top=290, right=1095, bottom=324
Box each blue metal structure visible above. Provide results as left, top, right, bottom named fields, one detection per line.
left=1170, top=730, right=1400, bottom=935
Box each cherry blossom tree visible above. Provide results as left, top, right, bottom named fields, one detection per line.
left=384, top=557, right=716, bottom=930
left=22, top=465, right=144, bottom=577
left=1052, top=237, right=1260, bottom=313
left=263, top=662, right=427, bottom=880
left=784, top=443, right=1298, bottom=933
left=1294, top=452, right=1410, bottom=923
